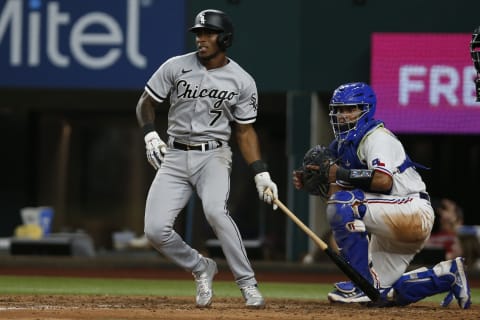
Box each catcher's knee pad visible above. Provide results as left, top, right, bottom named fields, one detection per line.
left=326, top=190, right=367, bottom=229
left=326, top=190, right=372, bottom=283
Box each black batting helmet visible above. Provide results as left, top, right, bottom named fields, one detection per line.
left=189, top=9, right=234, bottom=50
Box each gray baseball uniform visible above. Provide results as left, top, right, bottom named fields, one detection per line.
left=143, top=52, right=259, bottom=288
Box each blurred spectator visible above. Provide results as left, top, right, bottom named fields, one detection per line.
left=457, top=225, right=480, bottom=270
left=427, top=198, right=464, bottom=260
left=426, top=198, right=480, bottom=269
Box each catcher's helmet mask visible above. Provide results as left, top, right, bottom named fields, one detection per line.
left=329, top=83, right=377, bottom=143
left=329, top=103, right=365, bottom=134
left=190, top=9, right=234, bottom=50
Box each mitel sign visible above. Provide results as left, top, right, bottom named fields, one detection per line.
left=0, top=0, right=185, bottom=89
left=371, top=33, right=479, bottom=134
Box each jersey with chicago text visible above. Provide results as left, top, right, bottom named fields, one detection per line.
left=145, top=52, right=258, bottom=143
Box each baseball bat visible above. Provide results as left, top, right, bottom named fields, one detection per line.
left=272, top=196, right=380, bottom=302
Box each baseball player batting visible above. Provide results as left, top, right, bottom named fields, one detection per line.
left=135, top=9, right=278, bottom=309
left=293, top=82, right=471, bottom=308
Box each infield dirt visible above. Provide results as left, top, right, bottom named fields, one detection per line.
left=1, top=294, right=479, bottom=320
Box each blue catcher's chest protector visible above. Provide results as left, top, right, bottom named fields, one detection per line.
left=330, top=120, right=383, bottom=170
left=330, top=120, right=428, bottom=174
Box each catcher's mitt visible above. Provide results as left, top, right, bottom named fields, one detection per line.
left=301, top=145, right=336, bottom=198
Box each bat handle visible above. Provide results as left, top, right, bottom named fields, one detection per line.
left=266, top=188, right=328, bottom=251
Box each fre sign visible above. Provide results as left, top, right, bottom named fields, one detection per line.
left=371, top=33, right=479, bottom=134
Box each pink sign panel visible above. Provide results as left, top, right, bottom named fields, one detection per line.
left=371, top=33, right=479, bottom=134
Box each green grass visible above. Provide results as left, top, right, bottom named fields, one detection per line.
left=0, top=275, right=477, bottom=304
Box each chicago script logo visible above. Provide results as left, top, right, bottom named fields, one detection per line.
left=176, top=80, right=239, bottom=108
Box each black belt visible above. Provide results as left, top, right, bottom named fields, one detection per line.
left=419, top=192, right=430, bottom=202
left=173, top=140, right=221, bottom=151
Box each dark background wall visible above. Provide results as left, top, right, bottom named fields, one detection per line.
left=1, top=0, right=479, bottom=259
left=188, top=0, right=480, bottom=91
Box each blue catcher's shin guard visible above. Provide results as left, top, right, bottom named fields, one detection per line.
left=388, top=259, right=458, bottom=306
left=327, top=190, right=372, bottom=284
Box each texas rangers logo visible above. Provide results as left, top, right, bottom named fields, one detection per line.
left=372, top=158, right=385, bottom=167
left=200, top=13, right=206, bottom=24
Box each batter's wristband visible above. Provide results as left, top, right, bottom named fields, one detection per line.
left=250, top=160, right=268, bottom=175
left=142, top=123, right=156, bottom=136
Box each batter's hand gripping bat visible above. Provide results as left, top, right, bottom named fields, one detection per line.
left=270, top=194, right=380, bottom=302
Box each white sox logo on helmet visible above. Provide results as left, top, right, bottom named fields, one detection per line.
left=200, top=13, right=206, bottom=25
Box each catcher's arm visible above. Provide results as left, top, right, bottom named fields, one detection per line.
left=333, top=164, right=392, bottom=193
left=298, top=145, right=392, bottom=195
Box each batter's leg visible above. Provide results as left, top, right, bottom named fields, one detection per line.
left=144, top=153, right=207, bottom=273
left=195, top=149, right=257, bottom=288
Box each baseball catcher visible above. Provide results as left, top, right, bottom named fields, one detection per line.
left=470, top=26, right=480, bottom=102
left=292, top=82, right=471, bottom=309
left=294, top=145, right=337, bottom=199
